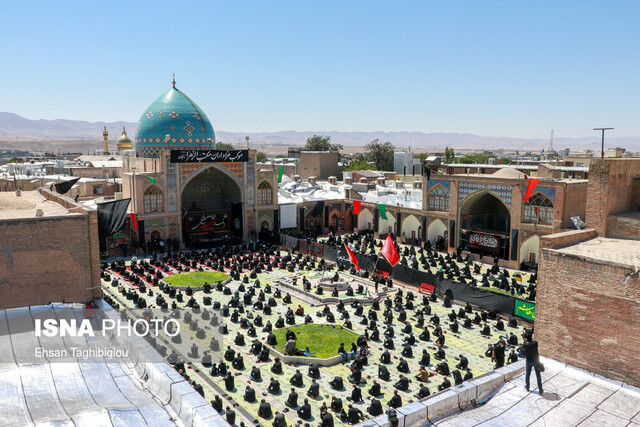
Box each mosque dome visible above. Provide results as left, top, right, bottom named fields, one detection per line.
left=135, top=80, right=215, bottom=158
left=116, top=127, right=133, bottom=151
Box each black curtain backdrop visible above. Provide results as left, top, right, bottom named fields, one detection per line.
left=97, top=198, right=131, bottom=252
left=231, top=202, right=243, bottom=237
left=54, top=177, right=80, bottom=195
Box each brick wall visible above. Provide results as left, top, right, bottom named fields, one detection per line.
left=536, top=248, right=640, bottom=386
left=0, top=190, right=101, bottom=309
left=608, top=214, right=640, bottom=240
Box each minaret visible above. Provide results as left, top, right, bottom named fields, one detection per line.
left=103, top=126, right=109, bottom=154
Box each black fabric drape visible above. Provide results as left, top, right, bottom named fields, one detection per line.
left=54, top=177, right=80, bottom=195
left=97, top=198, right=131, bottom=251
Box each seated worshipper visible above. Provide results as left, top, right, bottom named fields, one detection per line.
left=267, top=332, right=278, bottom=346
left=368, top=398, right=384, bottom=416
left=224, top=372, right=235, bottom=391
left=416, top=384, right=431, bottom=399
left=394, top=375, right=410, bottom=391
left=437, top=377, right=452, bottom=391
left=436, top=361, right=451, bottom=376
left=211, top=395, right=223, bottom=413
left=250, top=366, right=262, bottom=381
left=224, top=346, right=236, bottom=361
left=285, top=328, right=296, bottom=341
left=496, top=318, right=504, bottom=331
left=348, top=404, right=364, bottom=424
left=433, top=325, right=443, bottom=337
left=290, top=369, right=304, bottom=387
left=285, top=338, right=297, bottom=355
left=456, top=355, right=469, bottom=370
left=380, top=349, right=392, bottom=364
left=434, top=346, right=446, bottom=360
left=448, top=310, right=457, bottom=322
left=329, top=375, right=344, bottom=390
left=378, top=364, right=391, bottom=381
left=452, top=369, right=464, bottom=386
left=463, top=318, right=472, bottom=329
left=397, top=358, right=410, bottom=373
left=383, top=336, right=395, bottom=350
left=367, top=379, right=383, bottom=397
left=234, top=332, right=245, bottom=346
left=258, top=399, right=272, bottom=419
left=330, top=396, right=343, bottom=412
left=304, top=314, right=313, bottom=324
left=401, top=344, right=413, bottom=358
left=435, top=333, right=446, bottom=347
left=419, top=349, right=431, bottom=366
left=388, top=390, right=403, bottom=408
left=419, top=328, right=431, bottom=341
left=268, top=377, right=281, bottom=394
left=507, top=349, right=519, bottom=364
left=286, top=388, right=298, bottom=408
left=271, top=358, right=283, bottom=374
left=257, top=346, right=270, bottom=362
left=349, top=385, right=363, bottom=402
left=283, top=293, right=292, bottom=303
left=232, top=354, right=244, bottom=370
left=348, top=367, right=362, bottom=384
left=430, top=314, right=440, bottom=326
left=450, top=320, right=459, bottom=333
left=296, top=305, right=304, bottom=316
left=297, top=398, right=312, bottom=419
left=307, top=379, right=320, bottom=398
left=275, top=316, right=285, bottom=328
left=481, top=323, right=491, bottom=336
left=493, top=340, right=506, bottom=368
left=415, top=365, right=430, bottom=382
left=263, top=321, right=273, bottom=333
left=308, top=363, right=321, bottom=379
left=320, top=410, right=333, bottom=426
left=463, top=368, right=474, bottom=381
left=508, top=316, right=518, bottom=328
left=508, top=332, right=519, bottom=346
left=401, top=322, right=412, bottom=334
left=273, top=411, right=286, bottom=427
left=225, top=406, right=236, bottom=425
left=244, top=384, right=257, bottom=402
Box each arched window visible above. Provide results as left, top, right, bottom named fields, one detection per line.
left=428, top=185, right=449, bottom=211
left=524, top=193, right=554, bottom=225
left=144, top=186, right=163, bottom=213
left=257, top=181, right=272, bottom=205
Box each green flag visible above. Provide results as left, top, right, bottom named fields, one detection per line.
left=514, top=299, right=535, bottom=321
left=148, top=176, right=157, bottom=188
left=378, top=203, right=387, bottom=220
left=278, top=166, right=284, bottom=183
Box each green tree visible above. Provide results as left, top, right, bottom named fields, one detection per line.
left=7, top=157, right=24, bottom=163
left=215, top=142, right=234, bottom=150
left=364, top=139, right=395, bottom=171
left=256, top=152, right=268, bottom=162
left=343, top=158, right=374, bottom=171
left=444, top=147, right=455, bottom=163
left=304, top=135, right=343, bottom=152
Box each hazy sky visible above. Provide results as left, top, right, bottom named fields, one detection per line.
left=1, top=1, right=638, bottom=138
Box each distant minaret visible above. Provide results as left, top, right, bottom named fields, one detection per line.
left=103, top=126, right=109, bottom=154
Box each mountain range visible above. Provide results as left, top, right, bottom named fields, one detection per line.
left=1, top=112, right=639, bottom=153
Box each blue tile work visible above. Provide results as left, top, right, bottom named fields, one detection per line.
left=135, top=85, right=215, bottom=158
left=533, top=186, right=556, bottom=204
left=458, top=182, right=513, bottom=208
left=427, top=179, right=451, bottom=191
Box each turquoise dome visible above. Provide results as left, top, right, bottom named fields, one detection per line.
left=135, top=84, right=215, bottom=158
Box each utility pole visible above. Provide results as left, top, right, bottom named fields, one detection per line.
left=593, top=128, right=613, bottom=159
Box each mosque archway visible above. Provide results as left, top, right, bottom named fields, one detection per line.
left=427, top=219, right=447, bottom=243
left=520, top=235, right=540, bottom=265
left=402, top=215, right=421, bottom=242
left=379, top=212, right=396, bottom=236
left=358, top=209, right=374, bottom=231
left=458, top=190, right=511, bottom=259
left=180, top=165, right=243, bottom=247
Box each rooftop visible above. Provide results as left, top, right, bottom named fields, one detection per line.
left=551, top=237, right=640, bottom=270
left=0, top=191, right=82, bottom=220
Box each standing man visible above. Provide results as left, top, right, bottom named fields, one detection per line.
left=523, top=334, right=543, bottom=395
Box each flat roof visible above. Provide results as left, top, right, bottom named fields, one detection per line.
left=552, top=237, right=640, bottom=269
left=0, top=191, right=82, bottom=220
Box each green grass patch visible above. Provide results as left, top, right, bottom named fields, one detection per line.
left=164, top=271, right=229, bottom=287
left=272, top=324, right=359, bottom=358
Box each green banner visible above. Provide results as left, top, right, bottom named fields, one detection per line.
left=514, top=299, right=535, bottom=321
left=278, top=166, right=284, bottom=183
left=378, top=203, right=387, bottom=220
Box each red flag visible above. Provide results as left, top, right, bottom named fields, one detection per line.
left=523, top=178, right=540, bottom=202
left=344, top=243, right=360, bottom=272
left=353, top=200, right=361, bottom=215
left=380, top=234, right=400, bottom=266
left=130, top=212, right=138, bottom=230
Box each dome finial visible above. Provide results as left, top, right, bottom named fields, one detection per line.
left=172, top=73, right=176, bottom=88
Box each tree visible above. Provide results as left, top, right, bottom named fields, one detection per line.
left=215, top=142, right=234, bottom=150
left=364, top=139, right=395, bottom=171
left=256, top=152, right=268, bottom=162
left=7, top=157, right=24, bottom=163
left=444, top=147, right=455, bottom=164
left=343, top=158, right=374, bottom=172
left=304, top=135, right=343, bottom=152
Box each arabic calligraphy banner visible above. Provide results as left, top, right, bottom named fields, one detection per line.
left=185, top=211, right=231, bottom=233
left=170, top=150, right=250, bottom=163
left=468, top=232, right=501, bottom=253
left=514, top=299, right=535, bottom=321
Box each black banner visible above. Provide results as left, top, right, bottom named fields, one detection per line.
left=54, top=177, right=80, bottom=195
left=510, top=229, right=519, bottom=260
left=97, top=198, right=131, bottom=252
left=170, top=149, right=249, bottom=163
left=186, top=211, right=230, bottom=233
left=323, top=244, right=338, bottom=262
left=468, top=232, right=501, bottom=254
left=436, top=279, right=516, bottom=314
left=300, top=240, right=324, bottom=257
left=231, top=203, right=243, bottom=237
